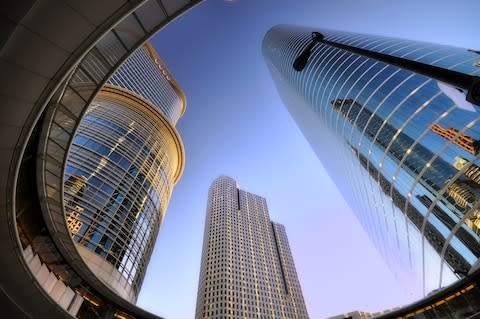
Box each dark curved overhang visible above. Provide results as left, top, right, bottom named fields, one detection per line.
left=0, top=0, right=201, bottom=317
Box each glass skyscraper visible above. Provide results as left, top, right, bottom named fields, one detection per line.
left=195, top=176, right=309, bottom=319
left=107, top=43, right=186, bottom=125
left=64, top=42, right=185, bottom=302
left=263, top=25, right=480, bottom=297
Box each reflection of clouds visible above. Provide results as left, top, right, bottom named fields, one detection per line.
left=437, top=81, right=477, bottom=112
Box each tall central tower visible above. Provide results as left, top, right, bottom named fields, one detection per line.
left=195, top=176, right=309, bottom=319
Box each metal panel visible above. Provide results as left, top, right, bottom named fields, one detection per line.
left=162, top=0, right=191, bottom=15
left=22, top=0, right=95, bottom=52
left=135, top=1, right=167, bottom=32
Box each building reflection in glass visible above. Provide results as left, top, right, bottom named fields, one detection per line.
left=263, top=25, right=480, bottom=296
left=64, top=87, right=183, bottom=301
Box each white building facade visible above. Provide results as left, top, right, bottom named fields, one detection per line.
left=195, top=176, right=309, bottom=319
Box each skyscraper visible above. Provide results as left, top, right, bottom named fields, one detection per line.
left=195, top=176, right=309, bottom=319
left=263, top=25, right=480, bottom=297
left=63, top=42, right=185, bottom=303
left=107, top=42, right=186, bottom=125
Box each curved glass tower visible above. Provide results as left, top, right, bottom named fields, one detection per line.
left=64, top=43, right=185, bottom=302
left=263, top=25, right=480, bottom=297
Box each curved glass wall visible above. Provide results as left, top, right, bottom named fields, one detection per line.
left=263, top=25, right=480, bottom=297
left=64, top=86, right=184, bottom=301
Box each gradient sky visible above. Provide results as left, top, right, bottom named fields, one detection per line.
left=135, top=1, right=479, bottom=318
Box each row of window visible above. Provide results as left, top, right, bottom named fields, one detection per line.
left=264, top=25, right=480, bottom=294
left=64, top=95, right=179, bottom=292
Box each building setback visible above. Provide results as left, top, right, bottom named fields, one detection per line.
left=195, top=176, right=309, bottom=319
left=262, top=25, right=480, bottom=297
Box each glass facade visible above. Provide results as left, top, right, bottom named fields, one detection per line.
left=63, top=43, right=185, bottom=302
left=64, top=86, right=184, bottom=301
left=108, top=43, right=185, bottom=125
left=263, top=25, right=480, bottom=297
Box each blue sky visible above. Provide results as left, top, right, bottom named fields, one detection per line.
left=136, top=0, right=479, bottom=318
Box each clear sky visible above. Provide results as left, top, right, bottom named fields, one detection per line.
left=136, top=1, right=479, bottom=318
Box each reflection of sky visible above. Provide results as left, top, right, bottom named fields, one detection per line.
left=265, top=22, right=480, bottom=294
left=135, top=1, right=479, bottom=318
left=65, top=100, right=176, bottom=290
